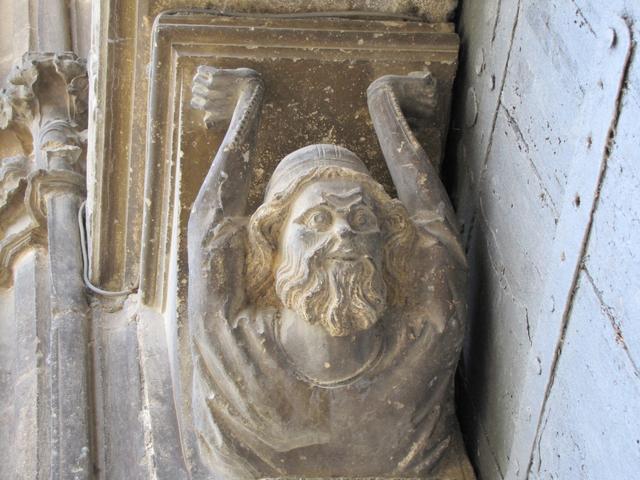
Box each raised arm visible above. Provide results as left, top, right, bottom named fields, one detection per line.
left=367, top=73, right=456, bottom=225
left=188, top=67, right=264, bottom=318
left=188, top=66, right=264, bottom=240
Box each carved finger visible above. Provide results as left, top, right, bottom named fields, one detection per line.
left=191, top=82, right=213, bottom=98
left=191, top=98, right=230, bottom=118
left=193, top=88, right=231, bottom=108
left=194, top=65, right=218, bottom=85
left=190, top=93, right=209, bottom=111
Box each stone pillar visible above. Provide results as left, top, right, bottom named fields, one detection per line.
left=0, top=52, right=90, bottom=479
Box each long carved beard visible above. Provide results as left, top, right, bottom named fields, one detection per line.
left=275, top=239, right=387, bottom=336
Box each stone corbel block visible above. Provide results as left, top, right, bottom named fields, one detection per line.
left=138, top=11, right=459, bottom=308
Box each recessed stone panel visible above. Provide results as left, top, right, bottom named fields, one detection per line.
left=140, top=12, right=458, bottom=307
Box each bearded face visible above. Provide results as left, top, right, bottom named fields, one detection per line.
left=274, top=180, right=387, bottom=337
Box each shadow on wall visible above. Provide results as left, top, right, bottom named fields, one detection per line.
left=444, top=5, right=493, bottom=475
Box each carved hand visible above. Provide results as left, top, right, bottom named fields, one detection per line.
left=367, top=71, right=438, bottom=124
left=191, top=66, right=263, bottom=129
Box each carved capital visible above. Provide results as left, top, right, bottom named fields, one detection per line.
left=0, top=162, right=85, bottom=288
left=37, top=121, right=85, bottom=173
left=0, top=52, right=88, bottom=210
left=26, top=169, right=86, bottom=223
left=0, top=52, right=87, bottom=132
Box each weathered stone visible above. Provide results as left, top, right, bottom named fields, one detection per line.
left=0, top=52, right=91, bottom=480
left=84, top=8, right=465, bottom=479
left=185, top=65, right=472, bottom=479
left=138, top=12, right=458, bottom=308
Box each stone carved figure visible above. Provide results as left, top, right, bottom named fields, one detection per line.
left=188, top=66, right=469, bottom=479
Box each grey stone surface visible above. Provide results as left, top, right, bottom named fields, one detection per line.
left=529, top=275, right=640, bottom=479
left=185, top=68, right=472, bottom=479
left=527, top=20, right=640, bottom=475
left=452, top=0, right=640, bottom=478
left=0, top=52, right=90, bottom=480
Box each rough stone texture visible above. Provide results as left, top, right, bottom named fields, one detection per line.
left=0, top=3, right=463, bottom=479
left=2, top=1, right=638, bottom=479
left=451, top=0, right=640, bottom=478
left=114, top=12, right=462, bottom=479
left=0, top=2, right=465, bottom=479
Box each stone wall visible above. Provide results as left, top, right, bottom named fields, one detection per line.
left=451, top=0, right=640, bottom=478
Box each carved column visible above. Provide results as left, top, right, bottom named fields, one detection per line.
left=0, top=52, right=90, bottom=479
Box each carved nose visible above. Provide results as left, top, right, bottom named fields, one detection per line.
left=335, top=221, right=355, bottom=239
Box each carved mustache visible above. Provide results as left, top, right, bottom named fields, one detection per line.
left=325, top=245, right=370, bottom=262
left=312, top=238, right=373, bottom=263
left=276, top=236, right=376, bottom=296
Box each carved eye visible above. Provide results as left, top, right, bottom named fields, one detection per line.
left=301, top=208, right=333, bottom=232
left=349, top=206, right=378, bottom=231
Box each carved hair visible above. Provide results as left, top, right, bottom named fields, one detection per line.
left=246, top=166, right=418, bottom=307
